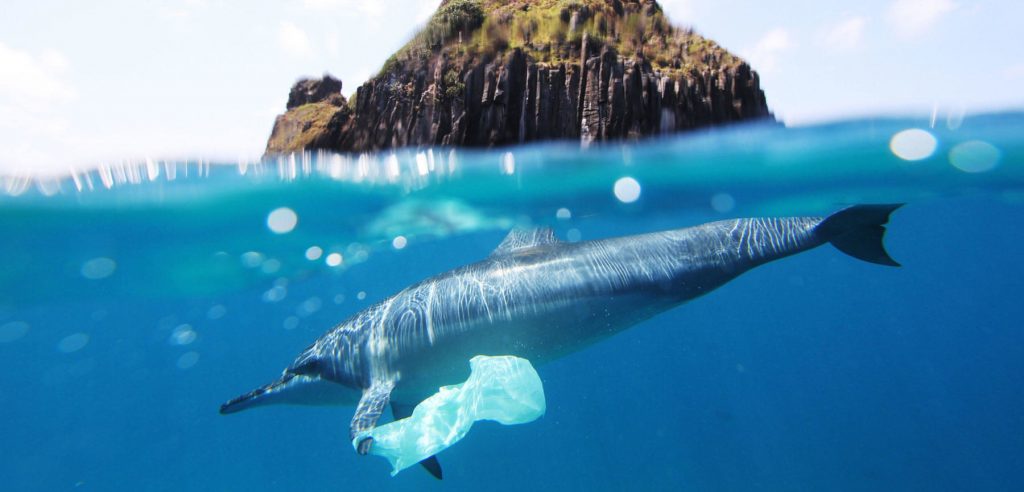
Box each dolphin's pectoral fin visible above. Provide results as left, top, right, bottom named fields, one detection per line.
left=392, top=402, right=444, bottom=480
left=489, top=227, right=560, bottom=258
left=419, top=456, right=444, bottom=480
left=350, top=380, right=395, bottom=455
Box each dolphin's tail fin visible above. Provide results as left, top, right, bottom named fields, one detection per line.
left=815, top=204, right=903, bottom=267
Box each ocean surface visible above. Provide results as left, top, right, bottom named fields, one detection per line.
left=1, top=113, right=1022, bottom=491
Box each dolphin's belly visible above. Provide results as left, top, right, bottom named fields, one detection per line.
left=389, top=291, right=668, bottom=403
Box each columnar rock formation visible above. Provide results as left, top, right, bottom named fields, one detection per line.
left=266, top=0, right=771, bottom=154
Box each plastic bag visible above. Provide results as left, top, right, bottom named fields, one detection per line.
left=353, top=355, right=546, bottom=475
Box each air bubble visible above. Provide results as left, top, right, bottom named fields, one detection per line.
left=267, top=207, right=298, bottom=234
left=305, top=246, right=323, bottom=261
left=949, top=140, right=1000, bottom=173
left=177, top=351, right=200, bottom=369
left=0, top=321, right=29, bottom=343
left=57, top=333, right=90, bottom=353
left=613, top=177, right=641, bottom=203
left=81, top=257, right=116, bottom=280
left=207, top=305, right=227, bottom=320
left=711, top=193, right=735, bottom=213
left=169, top=324, right=197, bottom=345
left=890, top=129, right=937, bottom=161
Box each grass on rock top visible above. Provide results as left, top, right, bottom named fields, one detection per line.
left=380, top=0, right=741, bottom=78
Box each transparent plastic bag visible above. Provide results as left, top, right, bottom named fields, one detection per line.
left=353, top=355, right=545, bottom=475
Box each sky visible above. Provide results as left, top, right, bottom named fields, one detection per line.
left=1, top=0, right=1022, bottom=175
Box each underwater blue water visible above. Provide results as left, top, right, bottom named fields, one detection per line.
left=1, top=113, right=1023, bottom=491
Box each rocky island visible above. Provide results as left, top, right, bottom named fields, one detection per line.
left=266, top=0, right=771, bottom=154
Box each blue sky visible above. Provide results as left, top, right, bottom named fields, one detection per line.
left=1, top=0, right=1021, bottom=174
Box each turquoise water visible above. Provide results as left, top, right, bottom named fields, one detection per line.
left=1, top=113, right=1022, bottom=490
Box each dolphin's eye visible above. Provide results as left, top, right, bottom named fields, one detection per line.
left=289, top=358, right=321, bottom=376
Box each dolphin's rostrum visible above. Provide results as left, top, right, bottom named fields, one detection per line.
left=220, top=204, right=903, bottom=479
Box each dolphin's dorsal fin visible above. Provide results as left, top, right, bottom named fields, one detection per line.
left=490, top=228, right=559, bottom=257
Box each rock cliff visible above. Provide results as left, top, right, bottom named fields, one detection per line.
left=266, top=0, right=771, bottom=154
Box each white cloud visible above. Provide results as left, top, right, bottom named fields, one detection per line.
left=415, top=0, right=440, bottom=23
left=825, top=16, right=867, bottom=51
left=159, top=0, right=209, bottom=21
left=659, top=0, right=696, bottom=24
left=303, top=0, right=385, bottom=18
left=0, top=43, right=79, bottom=172
left=887, top=0, right=956, bottom=38
left=1003, top=63, right=1024, bottom=80
left=744, top=28, right=794, bottom=74
left=0, top=43, right=76, bottom=103
left=325, top=28, right=341, bottom=58
left=352, top=67, right=371, bottom=85
left=302, top=0, right=337, bottom=8
left=0, top=104, right=69, bottom=134
left=159, top=8, right=190, bottom=19
left=278, top=21, right=313, bottom=57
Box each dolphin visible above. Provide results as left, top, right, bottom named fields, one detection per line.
left=220, top=204, right=902, bottom=479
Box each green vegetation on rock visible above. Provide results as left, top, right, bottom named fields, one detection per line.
left=383, top=0, right=738, bottom=77
left=265, top=102, right=348, bottom=153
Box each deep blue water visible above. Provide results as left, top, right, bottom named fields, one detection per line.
left=1, top=114, right=1022, bottom=491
